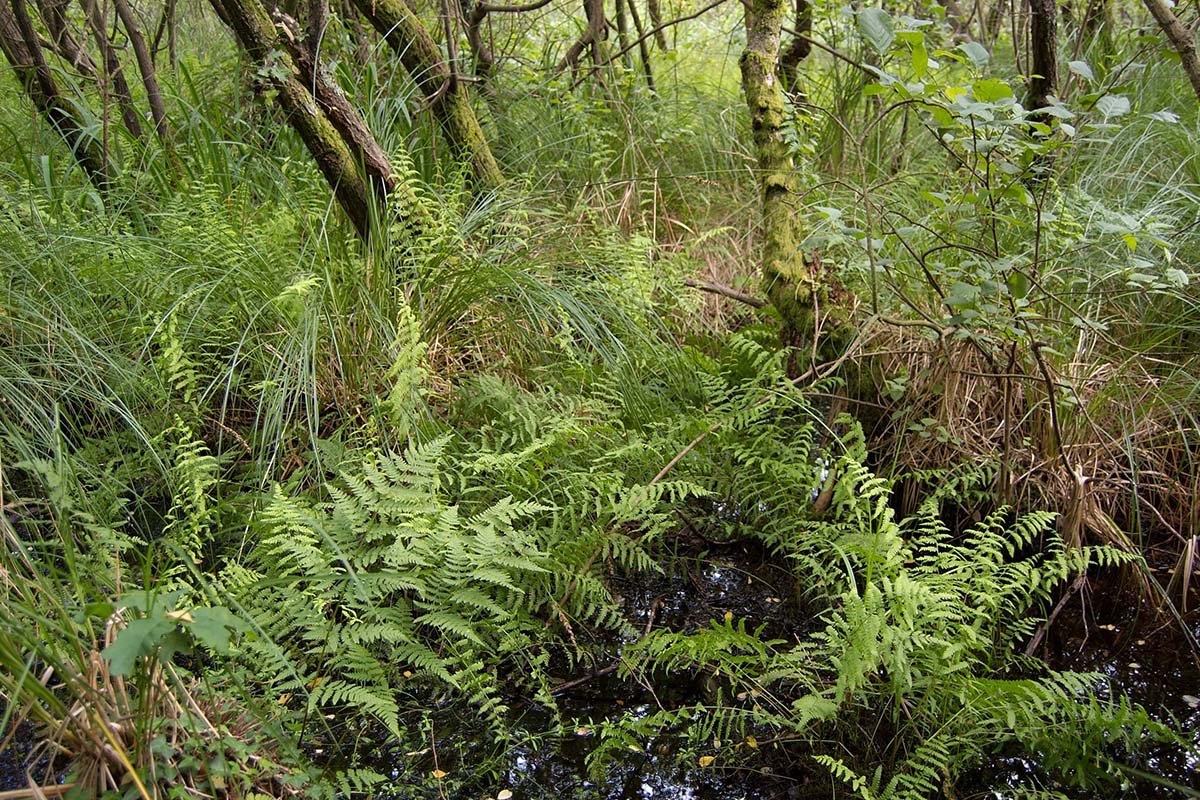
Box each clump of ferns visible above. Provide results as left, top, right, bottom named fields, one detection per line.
left=604, top=457, right=1189, bottom=796
left=231, top=432, right=695, bottom=753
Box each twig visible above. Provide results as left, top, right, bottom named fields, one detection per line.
left=684, top=277, right=767, bottom=308
left=1024, top=574, right=1088, bottom=657
left=549, top=598, right=662, bottom=695
left=0, top=784, right=76, bottom=800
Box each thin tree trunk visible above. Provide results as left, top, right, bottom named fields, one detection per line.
left=741, top=0, right=813, bottom=358
left=112, top=0, right=174, bottom=150
left=284, top=24, right=398, bottom=197
left=463, top=2, right=496, bottom=85
left=1143, top=0, right=1200, bottom=102
left=78, top=0, right=144, bottom=140
left=779, top=0, right=810, bottom=94
left=645, top=0, right=665, bottom=49
left=984, top=0, right=1005, bottom=44
left=35, top=0, right=97, bottom=75
left=625, top=0, right=654, bottom=92
left=1026, top=0, right=1057, bottom=109
left=585, top=0, right=605, bottom=67
left=347, top=0, right=503, bottom=189
left=0, top=0, right=112, bottom=192
left=150, top=0, right=177, bottom=68
left=614, top=0, right=631, bottom=68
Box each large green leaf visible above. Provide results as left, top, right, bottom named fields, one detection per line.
left=102, top=616, right=175, bottom=675
left=858, top=8, right=895, bottom=56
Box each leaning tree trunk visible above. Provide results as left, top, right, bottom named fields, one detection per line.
left=36, top=0, right=96, bottom=75
left=1026, top=0, right=1057, bottom=110
left=79, top=0, right=144, bottom=141
left=0, top=0, right=112, bottom=193
left=211, top=0, right=385, bottom=238
left=112, top=0, right=175, bottom=150
left=348, top=0, right=503, bottom=190
left=1143, top=0, right=1200, bottom=102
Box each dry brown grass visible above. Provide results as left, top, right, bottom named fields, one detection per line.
left=862, top=323, right=1199, bottom=605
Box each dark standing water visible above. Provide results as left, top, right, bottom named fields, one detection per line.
left=4, top=547, right=1197, bottom=798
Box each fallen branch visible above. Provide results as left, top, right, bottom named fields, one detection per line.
left=684, top=277, right=767, bottom=309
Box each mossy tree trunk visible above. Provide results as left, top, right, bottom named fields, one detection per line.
left=740, top=0, right=814, bottom=362
left=348, top=0, right=503, bottom=190
left=211, top=0, right=390, bottom=238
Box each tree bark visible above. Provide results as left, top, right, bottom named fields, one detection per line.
left=78, top=0, right=144, bottom=140
left=35, top=0, right=96, bottom=75
left=1026, top=0, right=1057, bottom=110
left=585, top=0, right=605, bottom=67
left=347, top=0, right=503, bottom=189
left=624, top=0, right=654, bottom=91
left=211, top=0, right=383, bottom=238
left=614, top=0, right=631, bottom=68
left=112, top=0, right=174, bottom=149
left=1143, top=0, right=1200, bottom=102
left=741, top=0, right=813, bottom=354
left=779, top=0, right=810, bottom=94
left=645, top=0, right=665, bottom=49
left=0, top=0, right=112, bottom=192
left=984, top=0, right=1005, bottom=44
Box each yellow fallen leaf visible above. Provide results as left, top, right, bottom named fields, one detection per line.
left=745, top=736, right=758, bottom=749
left=698, top=756, right=716, bottom=768
left=431, top=769, right=448, bottom=779
left=166, top=609, right=194, bottom=623
left=277, top=693, right=291, bottom=705
left=497, top=791, right=513, bottom=800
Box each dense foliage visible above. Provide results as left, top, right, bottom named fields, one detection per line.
left=1, top=0, right=1198, bottom=797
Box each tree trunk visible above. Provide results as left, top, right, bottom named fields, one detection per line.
left=1143, top=0, right=1200, bottom=102
left=984, top=0, right=1005, bottom=44
left=779, top=0, right=810, bottom=95
left=0, top=0, right=112, bottom=193
left=112, top=0, right=174, bottom=150
left=1026, top=0, right=1057, bottom=109
left=347, top=0, right=503, bottom=189
left=211, top=0, right=384, bottom=238
left=35, top=0, right=96, bottom=75
left=78, top=0, right=144, bottom=140
left=625, top=0, right=654, bottom=91
left=585, top=0, right=605, bottom=67
left=741, top=0, right=813, bottom=357
left=614, top=0, right=631, bottom=69
left=645, top=0, right=665, bottom=49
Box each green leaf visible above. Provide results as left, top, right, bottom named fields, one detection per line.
left=1165, top=268, right=1190, bottom=287
left=102, top=616, right=175, bottom=675
left=858, top=8, right=895, bottom=56
left=84, top=602, right=115, bottom=619
left=188, top=607, right=248, bottom=653
left=911, top=41, right=929, bottom=79
left=971, top=78, right=1013, bottom=102
left=958, top=41, right=990, bottom=67
left=1068, top=60, right=1094, bottom=80
left=1006, top=272, right=1030, bottom=300
left=1095, top=94, right=1130, bottom=118
left=944, top=281, right=978, bottom=308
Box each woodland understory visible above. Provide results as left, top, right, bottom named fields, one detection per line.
left=1, top=0, right=1199, bottom=797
